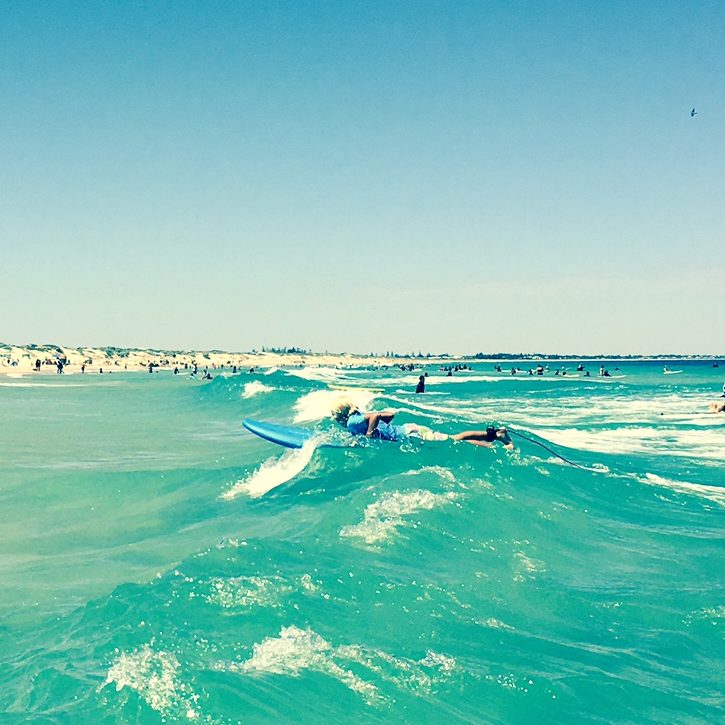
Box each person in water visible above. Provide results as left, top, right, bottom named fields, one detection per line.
left=415, top=375, right=425, bottom=393
left=331, top=398, right=514, bottom=449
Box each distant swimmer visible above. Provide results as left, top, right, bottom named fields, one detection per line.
left=331, top=398, right=514, bottom=449
left=415, top=375, right=425, bottom=393
left=691, top=108, right=697, bottom=117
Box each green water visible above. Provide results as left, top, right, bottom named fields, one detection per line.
left=1, top=362, right=723, bottom=723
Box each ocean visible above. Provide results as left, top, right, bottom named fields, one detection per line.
left=1, top=360, right=723, bottom=723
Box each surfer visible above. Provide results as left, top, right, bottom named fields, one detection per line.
left=331, top=398, right=514, bottom=449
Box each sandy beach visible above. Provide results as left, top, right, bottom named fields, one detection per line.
left=0, top=342, right=422, bottom=375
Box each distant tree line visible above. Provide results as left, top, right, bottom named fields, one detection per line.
left=261, top=346, right=309, bottom=354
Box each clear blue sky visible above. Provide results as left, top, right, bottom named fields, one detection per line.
left=1, top=1, right=723, bottom=354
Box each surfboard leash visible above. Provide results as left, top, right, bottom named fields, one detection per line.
left=508, top=428, right=586, bottom=470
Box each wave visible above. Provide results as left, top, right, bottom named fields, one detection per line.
left=641, top=473, right=725, bottom=507
left=292, top=388, right=379, bottom=423
left=535, top=426, right=725, bottom=461
left=103, top=645, right=204, bottom=722
left=285, top=366, right=346, bottom=383
left=340, top=489, right=457, bottom=544
left=225, top=624, right=456, bottom=704
left=222, top=441, right=318, bottom=499
left=241, top=380, right=275, bottom=398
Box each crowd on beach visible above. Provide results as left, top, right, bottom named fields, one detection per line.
left=2, top=345, right=723, bottom=413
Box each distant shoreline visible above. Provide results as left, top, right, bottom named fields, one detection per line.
left=0, top=342, right=721, bottom=376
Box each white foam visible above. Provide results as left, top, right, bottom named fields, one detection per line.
left=104, top=645, right=200, bottom=720
left=230, top=625, right=456, bottom=702
left=234, top=625, right=380, bottom=702
left=293, top=388, right=378, bottom=423
left=0, top=381, right=99, bottom=388
left=285, top=366, right=344, bottom=383
left=370, top=372, right=594, bottom=386
left=536, top=426, right=725, bottom=461
left=340, top=489, right=457, bottom=544
left=241, top=380, right=274, bottom=398
left=642, top=473, right=725, bottom=507
left=222, top=441, right=317, bottom=499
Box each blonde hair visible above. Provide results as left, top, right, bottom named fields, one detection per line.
left=331, top=396, right=356, bottom=424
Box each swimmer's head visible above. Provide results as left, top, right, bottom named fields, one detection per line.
left=487, top=425, right=512, bottom=445
left=331, top=397, right=357, bottom=425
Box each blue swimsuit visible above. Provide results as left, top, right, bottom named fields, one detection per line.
left=347, top=413, right=404, bottom=441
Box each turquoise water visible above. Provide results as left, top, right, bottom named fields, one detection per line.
left=1, top=361, right=724, bottom=723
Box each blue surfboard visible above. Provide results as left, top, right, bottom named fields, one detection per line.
left=243, top=419, right=351, bottom=449
left=243, top=419, right=315, bottom=448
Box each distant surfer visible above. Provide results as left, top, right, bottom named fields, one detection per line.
left=331, top=398, right=514, bottom=449
left=415, top=375, right=426, bottom=393
left=691, top=108, right=697, bottom=117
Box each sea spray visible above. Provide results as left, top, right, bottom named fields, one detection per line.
left=222, top=440, right=318, bottom=499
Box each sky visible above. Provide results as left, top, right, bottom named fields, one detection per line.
left=1, top=0, right=723, bottom=355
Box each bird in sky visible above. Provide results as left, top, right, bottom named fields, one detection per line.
left=691, top=108, right=697, bottom=117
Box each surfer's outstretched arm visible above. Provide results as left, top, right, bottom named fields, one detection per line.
left=451, top=427, right=515, bottom=450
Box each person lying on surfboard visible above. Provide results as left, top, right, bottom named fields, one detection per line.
left=331, top=398, right=514, bottom=449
